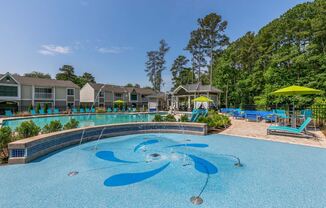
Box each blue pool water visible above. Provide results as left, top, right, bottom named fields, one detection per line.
left=0, top=133, right=326, bottom=208
left=3, top=113, right=158, bottom=130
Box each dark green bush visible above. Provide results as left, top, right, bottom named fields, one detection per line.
left=16, top=120, right=41, bottom=138
left=44, top=103, right=49, bottom=113
left=180, top=114, right=189, bottom=122
left=42, top=120, right=63, bottom=133
left=0, top=126, right=13, bottom=162
left=153, top=114, right=163, bottom=122
left=197, top=112, right=231, bottom=129
left=63, top=119, right=79, bottom=130
left=28, top=104, right=33, bottom=112
left=35, top=103, right=41, bottom=114
left=164, top=114, right=176, bottom=122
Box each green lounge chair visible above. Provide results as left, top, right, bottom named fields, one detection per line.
left=5, top=110, right=14, bottom=117
left=267, top=117, right=313, bottom=138
left=53, top=108, right=60, bottom=114
left=47, top=109, right=53, bottom=114
left=107, top=107, right=112, bottom=112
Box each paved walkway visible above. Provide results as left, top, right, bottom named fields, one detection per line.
left=219, top=118, right=326, bottom=149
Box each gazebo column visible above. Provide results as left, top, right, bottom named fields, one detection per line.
left=188, top=96, right=191, bottom=111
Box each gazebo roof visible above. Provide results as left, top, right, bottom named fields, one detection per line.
left=173, top=84, right=222, bottom=94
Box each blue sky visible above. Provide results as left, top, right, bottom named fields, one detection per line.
left=0, top=0, right=309, bottom=91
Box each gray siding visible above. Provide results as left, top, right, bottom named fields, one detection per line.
left=21, top=85, right=32, bottom=100
left=55, top=87, right=66, bottom=100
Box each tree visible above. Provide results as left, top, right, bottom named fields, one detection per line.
left=170, top=55, right=189, bottom=90
left=78, top=72, right=96, bottom=87
left=145, top=39, right=170, bottom=91
left=55, top=65, right=77, bottom=82
left=24, top=71, right=51, bottom=79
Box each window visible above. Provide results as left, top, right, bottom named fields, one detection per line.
left=99, top=91, right=104, bottom=97
left=131, top=93, right=138, bottom=101
left=67, top=89, right=75, bottom=96
left=115, top=93, right=122, bottom=98
left=0, top=86, right=18, bottom=97
left=35, top=88, right=53, bottom=99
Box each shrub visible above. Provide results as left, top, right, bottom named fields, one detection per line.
left=63, top=119, right=79, bottom=130
left=0, top=126, right=13, bottom=162
left=28, top=104, right=33, bottom=112
left=35, top=103, right=41, bottom=114
left=16, top=120, right=41, bottom=138
left=44, top=103, right=49, bottom=113
left=42, top=120, right=63, bottom=133
left=180, top=114, right=189, bottom=122
left=164, top=114, right=176, bottom=122
left=197, top=112, right=231, bottom=129
left=153, top=114, right=163, bottom=122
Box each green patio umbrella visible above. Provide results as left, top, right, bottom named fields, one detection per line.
left=192, top=96, right=213, bottom=102
left=271, top=85, right=323, bottom=126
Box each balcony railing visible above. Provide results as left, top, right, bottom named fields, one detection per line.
left=34, top=93, right=53, bottom=99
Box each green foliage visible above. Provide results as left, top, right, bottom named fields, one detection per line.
left=42, top=120, right=63, bottom=133
left=0, top=126, right=13, bottom=161
left=56, top=65, right=96, bottom=88
left=63, top=119, right=79, bottom=130
left=24, top=71, right=51, bottom=79
left=180, top=114, right=189, bottom=122
left=28, top=104, right=33, bottom=112
left=145, top=39, right=170, bottom=91
left=16, top=121, right=41, bottom=138
left=35, top=103, right=41, bottom=114
left=164, top=114, right=176, bottom=122
left=153, top=114, right=163, bottom=122
left=44, top=103, right=49, bottom=113
left=170, top=55, right=192, bottom=90
left=197, top=112, right=231, bottom=128
left=213, top=1, right=326, bottom=107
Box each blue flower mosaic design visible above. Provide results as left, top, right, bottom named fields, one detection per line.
left=95, top=138, right=218, bottom=187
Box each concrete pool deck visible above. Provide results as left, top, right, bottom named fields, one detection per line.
left=219, top=118, right=326, bottom=149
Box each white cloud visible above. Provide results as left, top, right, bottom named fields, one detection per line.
left=97, top=46, right=132, bottom=54
left=38, top=44, right=71, bottom=56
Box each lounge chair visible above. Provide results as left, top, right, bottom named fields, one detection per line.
left=72, top=108, right=78, bottom=113
left=30, top=109, right=36, bottom=115
left=267, top=117, right=313, bottom=138
left=132, top=108, right=137, bottom=112
left=244, top=111, right=260, bottom=122
left=80, top=108, right=85, bottom=113
left=91, top=108, right=96, bottom=113
left=85, top=108, right=90, bottom=113
left=47, top=109, right=53, bottom=114
left=113, top=108, right=118, bottom=112
left=53, top=108, right=60, bottom=114
left=127, top=107, right=132, bottom=112
left=39, top=109, right=45, bottom=115
left=5, top=110, right=14, bottom=117
left=107, top=107, right=112, bottom=112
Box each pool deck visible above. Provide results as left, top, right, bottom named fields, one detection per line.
left=220, top=118, right=326, bottom=149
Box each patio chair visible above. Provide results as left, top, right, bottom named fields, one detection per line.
left=53, top=108, right=60, bottom=114
left=244, top=110, right=260, bottom=122
left=91, top=108, right=96, bottom=113
left=30, top=109, right=36, bottom=115
left=47, top=109, right=53, bottom=114
left=113, top=108, right=118, bottom=112
left=132, top=108, right=137, bottom=112
left=107, top=107, right=112, bottom=112
left=260, top=111, right=276, bottom=122
left=5, top=110, right=14, bottom=117
left=39, top=109, right=45, bottom=115
left=72, top=108, right=78, bottom=113
left=85, top=108, right=90, bottom=113
left=80, top=108, right=85, bottom=113
left=232, top=109, right=244, bottom=119
left=267, top=117, right=313, bottom=138
left=127, top=107, right=132, bottom=112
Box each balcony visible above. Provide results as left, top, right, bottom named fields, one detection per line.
left=34, top=93, right=53, bottom=99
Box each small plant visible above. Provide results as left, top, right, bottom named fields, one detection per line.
left=63, top=119, right=79, bottom=130
left=153, top=114, right=163, bottom=122
left=35, top=103, right=41, bottom=114
left=42, top=120, right=63, bottom=133
left=180, top=114, right=189, bottom=122
left=0, top=126, right=13, bottom=162
left=164, top=114, right=176, bottom=122
left=28, top=104, right=33, bottom=112
left=16, top=120, right=41, bottom=138
left=96, top=107, right=106, bottom=113
left=197, top=111, right=231, bottom=129
left=44, top=103, right=49, bottom=113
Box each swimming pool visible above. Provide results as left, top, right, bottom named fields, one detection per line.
left=3, top=113, right=159, bottom=130
left=0, top=133, right=325, bottom=208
